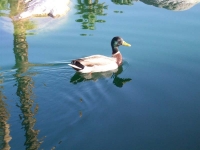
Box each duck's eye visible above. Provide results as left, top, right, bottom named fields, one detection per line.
left=114, top=41, right=118, bottom=46
left=117, top=40, right=122, bottom=45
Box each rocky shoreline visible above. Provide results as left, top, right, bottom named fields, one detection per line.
left=140, top=0, right=200, bottom=11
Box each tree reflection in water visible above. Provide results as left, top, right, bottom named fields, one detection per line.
left=111, top=0, right=135, bottom=5
left=12, top=19, right=41, bottom=150
left=9, top=0, right=41, bottom=149
left=75, top=0, right=107, bottom=30
left=0, top=1, right=12, bottom=149
left=70, top=65, right=131, bottom=88
left=0, top=72, right=11, bottom=150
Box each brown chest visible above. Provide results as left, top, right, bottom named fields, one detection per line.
left=113, top=52, right=122, bottom=66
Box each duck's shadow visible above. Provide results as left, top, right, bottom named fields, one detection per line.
left=70, top=65, right=131, bottom=88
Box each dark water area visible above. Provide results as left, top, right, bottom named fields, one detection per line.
left=0, top=0, right=200, bottom=149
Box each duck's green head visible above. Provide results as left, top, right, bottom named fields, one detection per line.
left=111, top=36, right=131, bottom=54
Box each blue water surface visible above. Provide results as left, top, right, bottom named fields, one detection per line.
left=0, top=0, right=200, bottom=150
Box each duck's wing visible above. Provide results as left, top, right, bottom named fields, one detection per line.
left=79, top=55, right=116, bottom=66
left=69, top=55, right=118, bottom=73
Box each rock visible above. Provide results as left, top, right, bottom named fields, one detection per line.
left=140, top=0, right=200, bottom=11
left=15, top=0, right=70, bottom=20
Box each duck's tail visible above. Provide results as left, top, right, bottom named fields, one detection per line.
left=68, top=60, right=85, bottom=71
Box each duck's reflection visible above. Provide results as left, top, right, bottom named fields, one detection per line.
left=70, top=65, right=131, bottom=87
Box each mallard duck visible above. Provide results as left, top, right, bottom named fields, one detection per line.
left=68, top=36, right=131, bottom=73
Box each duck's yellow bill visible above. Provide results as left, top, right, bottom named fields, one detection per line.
left=122, top=41, right=131, bottom=47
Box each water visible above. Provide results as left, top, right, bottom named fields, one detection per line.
left=0, top=0, right=200, bottom=149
